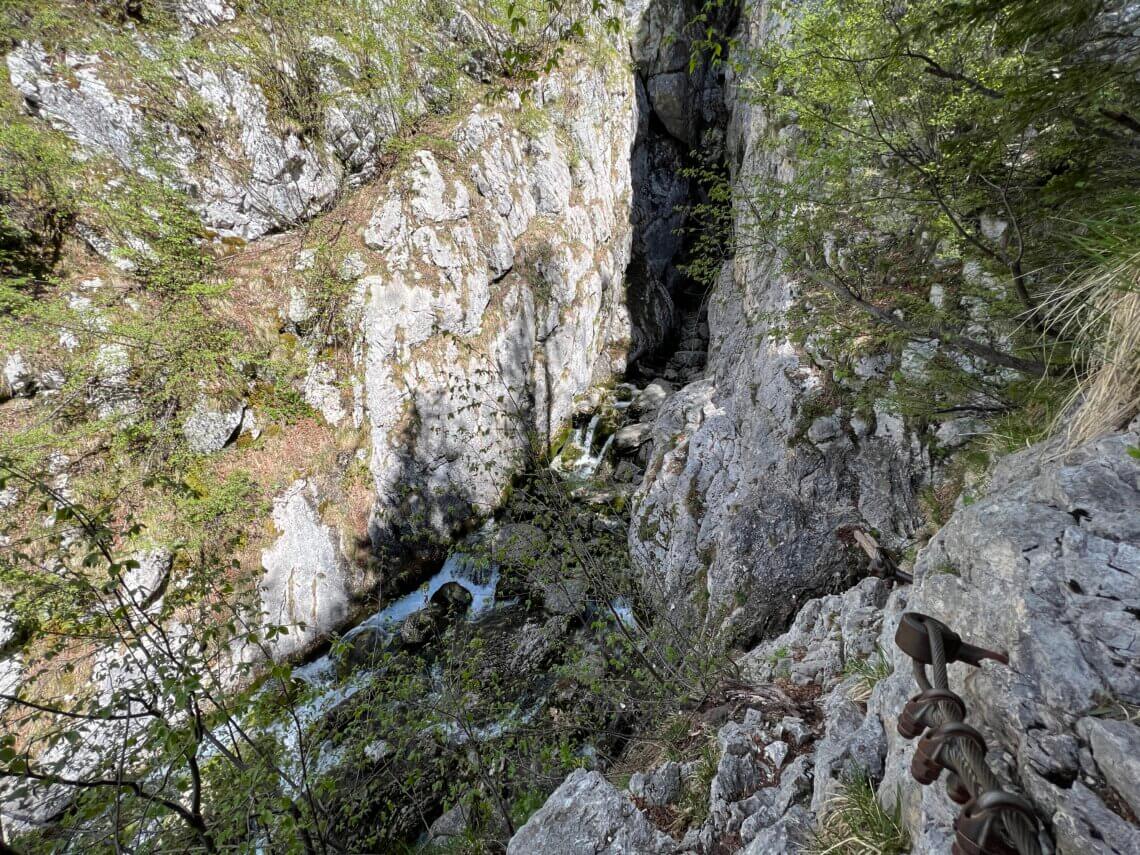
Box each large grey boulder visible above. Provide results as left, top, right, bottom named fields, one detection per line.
left=743, top=576, right=890, bottom=689
left=88, top=343, right=137, bottom=420
left=741, top=804, right=810, bottom=854
left=647, top=71, right=693, bottom=143
left=259, top=480, right=350, bottom=660
left=3, top=352, right=35, bottom=398
left=506, top=769, right=676, bottom=855
left=630, top=761, right=682, bottom=807
left=866, top=429, right=1140, bottom=854
left=183, top=399, right=244, bottom=453
left=121, top=549, right=172, bottom=610
left=614, top=422, right=652, bottom=451
left=632, top=379, right=673, bottom=418
left=809, top=690, right=884, bottom=814
left=1077, top=717, right=1140, bottom=819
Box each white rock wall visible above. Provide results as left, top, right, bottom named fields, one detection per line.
left=628, top=0, right=925, bottom=645
left=260, top=479, right=351, bottom=660
left=359, top=60, right=638, bottom=553
left=6, top=12, right=406, bottom=240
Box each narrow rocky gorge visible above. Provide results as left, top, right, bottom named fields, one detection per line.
left=1, top=0, right=1138, bottom=852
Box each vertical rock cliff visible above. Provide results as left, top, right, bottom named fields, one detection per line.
left=627, top=0, right=925, bottom=647
left=507, top=1, right=1140, bottom=853
left=359, top=63, right=638, bottom=559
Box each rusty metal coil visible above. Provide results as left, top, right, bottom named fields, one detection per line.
left=894, top=612, right=1047, bottom=855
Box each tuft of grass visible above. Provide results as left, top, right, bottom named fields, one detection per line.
left=842, top=645, right=893, bottom=703
left=675, top=738, right=719, bottom=830
left=807, top=775, right=910, bottom=855
left=1042, top=213, right=1140, bottom=446
left=1065, top=273, right=1140, bottom=446
left=1090, top=694, right=1140, bottom=723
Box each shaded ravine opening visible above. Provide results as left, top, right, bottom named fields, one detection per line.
left=258, top=10, right=744, bottom=844
left=623, top=1, right=737, bottom=386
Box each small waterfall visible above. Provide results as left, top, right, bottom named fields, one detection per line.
left=581, top=433, right=615, bottom=475
left=551, top=411, right=618, bottom=478
left=341, top=552, right=499, bottom=649
left=580, top=414, right=600, bottom=454
left=211, top=546, right=504, bottom=787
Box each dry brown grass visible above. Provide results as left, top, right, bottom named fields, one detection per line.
left=1067, top=286, right=1140, bottom=445
left=1045, top=252, right=1140, bottom=446
left=3, top=637, right=100, bottom=750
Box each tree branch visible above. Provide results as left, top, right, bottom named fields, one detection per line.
left=0, top=694, right=155, bottom=723
left=805, top=255, right=1050, bottom=378
left=903, top=51, right=1002, bottom=98
left=1099, top=108, right=1140, bottom=134
left=0, top=767, right=215, bottom=852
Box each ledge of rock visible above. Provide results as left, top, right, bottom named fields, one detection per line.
left=507, top=769, right=676, bottom=855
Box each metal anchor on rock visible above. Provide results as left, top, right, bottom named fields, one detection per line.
left=953, top=791, right=1039, bottom=855
left=898, top=687, right=967, bottom=739
left=894, top=612, right=1009, bottom=668
left=893, top=612, right=1045, bottom=855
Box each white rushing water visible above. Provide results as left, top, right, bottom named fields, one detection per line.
left=340, top=552, right=499, bottom=648
left=552, top=413, right=615, bottom=478
left=203, top=548, right=503, bottom=788
left=295, top=550, right=500, bottom=693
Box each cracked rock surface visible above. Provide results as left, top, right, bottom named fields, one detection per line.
left=512, top=428, right=1140, bottom=853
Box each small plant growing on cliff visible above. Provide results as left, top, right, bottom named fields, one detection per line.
left=808, top=774, right=910, bottom=855
left=843, top=645, right=893, bottom=704
left=675, top=738, right=719, bottom=830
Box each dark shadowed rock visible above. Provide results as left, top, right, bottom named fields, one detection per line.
left=399, top=607, right=444, bottom=649
left=430, top=581, right=473, bottom=613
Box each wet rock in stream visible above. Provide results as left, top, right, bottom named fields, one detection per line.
left=430, top=580, right=475, bottom=613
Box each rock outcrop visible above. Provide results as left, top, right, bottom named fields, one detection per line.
left=512, top=429, right=1140, bottom=853
left=626, top=0, right=926, bottom=647
left=6, top=7, right=410, bottom=241
left=507, top=769, right=677, bottom=855
left=360, top=57, right=638, bottom=557
left=259, top=479, right=351, bottom=659
left=868, top=429, right=1140, bottom=855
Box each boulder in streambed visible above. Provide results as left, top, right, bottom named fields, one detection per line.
left=613, top=422, right=652, bottom=451
left=430, top=581, right=474, bottom=613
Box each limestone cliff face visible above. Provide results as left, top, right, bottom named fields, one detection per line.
left=358, top=64, right=638, bottom=557
left=628, top=0, right=925, bottom=646
left=6, top=1, right=409, bottom=240
left=2, top=0, right=645, bottom=655
left=867, top=429, right=1140, bottom=855
left=232, top=52, right=641, bottom=655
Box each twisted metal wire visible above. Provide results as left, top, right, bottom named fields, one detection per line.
left=917, top=621, right=1041, bottom=855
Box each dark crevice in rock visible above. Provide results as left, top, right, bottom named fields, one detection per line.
left=624, top=0, right=736, bottom=385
